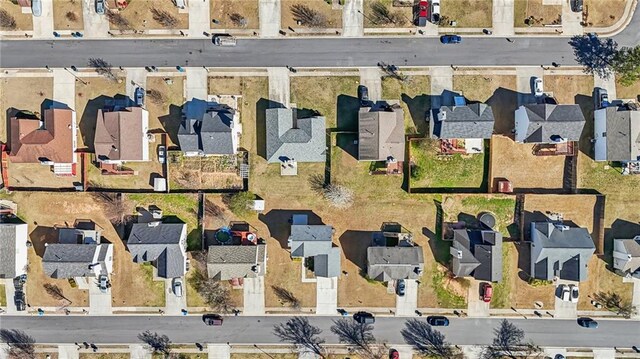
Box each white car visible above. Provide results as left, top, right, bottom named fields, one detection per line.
left=172, top=278, right=183, bottom=297
left=158, top=145, right=166, bottom=164
left=533, top=77, right=544, bottom=97
left=560, top=285, right=570, bottom=301
left=569, top=284, right=579, bottom=303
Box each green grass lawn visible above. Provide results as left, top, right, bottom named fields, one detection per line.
left=490, top=243, right=512, bottom=309
left=140, top=263, right=166, bottom=307
left=431, top=265, right=468, bottom=308
left=0, top=284, right=6, bottom=307
left=457, top=195, right=518, bottom=237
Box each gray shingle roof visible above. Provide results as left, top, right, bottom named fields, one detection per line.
left=207, top=244, right=267, bottom=280
left=179, top=99, right=236, bottom=155
left=313, top=247, right=341, bottom=278
left=516, top=104, right=586, bottom=143
left=531, top=222, right=595, bottom=281
left=358, top=106, right=405, bottom=161
left=289, top=225, right=334, bottom=258
left=367, top=246, right=424, bottom=281
left=0, top=223, right=27, bottom=278
left=600, top=107, right=640, bottom=161
left=432, top=103, right=495, bottom=139
left=266, top=108, right=326, bottom=163
left=127, top=222, right=186, bottom=278
left=450, top=229, right=503, bottom=282
left=613, top=237, right=640, bottom=273
left=42, top=244, right=111, bottom=278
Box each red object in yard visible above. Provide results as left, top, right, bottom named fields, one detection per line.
left=497, top=179, right=513, bottom=193
left=390, top=349, right=400, bottom=359
left=417, top=0, right=429, bottom=26
left=482, top=283, right=493, bottom=302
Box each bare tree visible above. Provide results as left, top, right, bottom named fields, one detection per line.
left=0, top=329, right=35, bottom=359
left=273, top=317, right=326, bottom=358
left=92, top=192, right=127, bottom=225
left=138, top=331, right=171, bottom=355
left=323, top=183, right=354, bottom=209
left=204, top=198, right=224, bottom=218
left=369, top=1, right=400, bottom=25
left=330, top=318, right=386, bottom=359
left=481, top=319, right=541, bottom=359
left=151, top=8, right=178, bottom=28
left=88, top=58, right=118, bottom=82
left=107, top=12, right=131, bottom=30
left=271, top=285, right=301, bottom=309
left=0, top=9, right=17, bottom=30
left=43, top=283, right=72, bottom=304
left=401, top=318, right=457, bottom=358
left=593, top=291, right=638, bottom=318
left=65, top=11, right=78, bottom=22
left=147, top=89, right=165, bottom=105
left=229, top=13, right=247, bottom=27
left=290, top=4, right=328, bottom=27
left=189, top=269, right=235, bottom=313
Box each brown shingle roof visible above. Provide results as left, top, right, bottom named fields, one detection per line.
left=9, top=108, right=75, bottom=163
left=94, top=107, right=147, bottom=161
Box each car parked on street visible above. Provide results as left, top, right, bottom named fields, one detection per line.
left=593, top=87, right=609, bottom=109
left=440, top=35, right=462, bottom=44
left=98, top=275, right=108, bottom=293
left=158, top=145, right=166, bottom=164
left=173, top=278, right=183, bottom=297
left=481, top=282, right=493, bottom=303
left=203, top=314, right=224, bottom=326
left=569, top=285, right=579, bottom=303
left=396, top=279, right=406, bottom=297
left=577, top=317, right=598, bottom=328
left=426, top=316, right=450, bottom=326
left=95, top=0, right=105, bottom=15
left=533, top=77, right=544, bottom=97
left=354, top=311, right=375, bottom=324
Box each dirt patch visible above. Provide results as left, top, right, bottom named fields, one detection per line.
left=53, top=0, right=84, bottom=31
left=440, top=0, right=492, bottom=28
left=0, top=0, right=33, bottom=30
left=111, top=1, right=189, bottom=30
left=363, top=0, right=414, bottom=28
left=513, top=0, right=561, bottom=27
left=7, top=162, right=78, bottom=189
left=0, top=76, right=54, bottom=143
left=169, top=153, right=244, bottom=190
left=583, top=0, right=626, bottom=27
left=281, top=0, right=343, bottom=29
left=76, top=76, right=126, bottom=150
left=381, top=75, right=431, bottom=134
left=146, top=75, right=185, bottom=147
left=616, top=78, right=640, bottom=101
left=210, top=0, right=260, bottom=29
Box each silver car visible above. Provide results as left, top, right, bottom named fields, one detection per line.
left=173, top=278, right=183, bottom=297
left=98, top=275, right=108, bottom=293
left=95, top=0, right=105, bottom=15
left=32, top=0, right=42, bottom=17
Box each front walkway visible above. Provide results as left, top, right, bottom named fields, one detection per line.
left=342, top=0, right=364, bottom=37
left=188, top=0, right=210, bottom=37
left=186, top=67, right=209, bottom=101
left=52, top=69, right=76, bottom=109
left=259, top=0, right=281, bottom=37
left=492, top=0, right=515, bottom=36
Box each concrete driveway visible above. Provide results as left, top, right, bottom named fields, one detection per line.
left=467, top=280, right=490, bottom=317
left=243, top=276, right=265, bottom=315
left=88, top=277, right=112, bottom=315
left=561, top=0, right=583, bottom=36
left=492, top=0, right=514, bottom=36
left=430, top=67, right=454, bottom=110
left=208, top=344, right=230, bottom=359
left=316, top=277, right=338, bottom=315
left=53, top=69, right=76, bottom=108
left=130, top=344, right=151, bottom=359
left=32, top=0, right=54, bottom=39
left=554, top=282, right=577, bottom=319
left=186, top=67, right=208, bottom=101
left=81, top=0, right=109, bottom=38
left=126, top=68, right=147, bottom=105
left=594, top=73, right=617, bottom=100
left=342, top=0, right=363, bottom=37
left=516, top=67, right=544, bottom=106
left=259, top=0, right=281, bottom=37
left=188, top=0, right=210, bottom=37
left=395, top=279, right=418, bottom=316
left=2, top=278, right=19, bottom=314
left=165, top=278, right=187, bottom=315
left=58, top=345, right=78, bottom=359
left=268, top=67, right=290, bottom=107
left=359, top=68, right=382, bottom=102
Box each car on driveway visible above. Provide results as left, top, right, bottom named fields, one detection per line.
left=593, top=87, right=608, bottom=109
left=203, top=314, right=224, bottom=326
left=354, top=311, right=375, bottom=324
left=481, top=282, right=493, bottom=303
left=14, top=290, right=26, bottom=311
left=416, top=0, right=429, bottom=26
left=32, top=0, right=42, bottom=17
left=559, top=284, right=570, bottom=301
left=569, top=285, right=579, bottom=303
left=577, top=317, right=598, bottom=328
left=135, top=87, right=145, bottom=107
left=426, top=316, right=449, bottom=326
left=158, top=145, right=166, bottom=164
left=98, top=274, right=108, bottom=293
left=358, top=85, right=369, bottom=107
left=95, top=0, right=105, bottom=15
left=389, top=349, right=399, bottom=359
left=173, top=278, right=183, bottom=297
left=431, top=1, right=440, bottom=23
left=571, top=0, right=583, bottom=12
left=533, top=77, right=544, bottom=97
left=396, top=279, right=406, bottom=297
left=440, top=35, right=462, bottom=44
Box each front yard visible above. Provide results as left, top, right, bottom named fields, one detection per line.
left=363, top=0, right=414, bottom=28
left=109, top=0, right=189, bottom=31
left=0, top=0, right=33, bottom=31
left=583, top=0, right=627, bottom=27
left=52, top=0, right=84, bottom=31
left=513, top=0, right=561, bottom=27
left=281, top=0, right=343, bottom=29
left=0, top=76, right=54, bottom=143
left=210, top=0, right=260, bottom=29
left=381, top=75, right=431, bottom=134
left=440, top=0, right=492, bottom=28
left=616, top=78, right=640, bottom=100
left=146, top=75, right=185, bottom=147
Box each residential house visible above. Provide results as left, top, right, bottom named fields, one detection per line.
left=530, top=222, right=595, bottom=282
left=288, top=214, right=340, bottom=278
left=430, top=101, right=494, bottom=154
left=179, top=99, right=240, bottom=156
left=593, top=104, right=640, bottom=162
left=514, top=104, right=585, bottom=144
left=366, top=223, right=424, bottom=282
left=127, top=218, right=187, bottom=279
left=358, top=103, right=405, bottom=162
left=9, top=108, right=77, bottom=175
left=266, top=108, right=326, bottom=163
left=449, top=229, right=503, bottom=282
left=207, top=245, right=267, bottom=280
left=94, top=107, right=150, bottom=164
left=0, top=220, right=28, bottom=279
left=613, top=235, right=640, bottom=277
left=42, top=221, right=113, bottom=279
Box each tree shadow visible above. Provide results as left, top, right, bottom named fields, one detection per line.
left=29, top=226, right=59, bottom=258
left=575, top=93, right=594, bottom=157
left=258, top=209, right=323, bottom=249
left=159, top=104, right=183, bottom=148
left=338, top=230, right=374, bottom=275
left=486, top=87, right=519, bottom=136
left=401, top=93, right=430, bottom=135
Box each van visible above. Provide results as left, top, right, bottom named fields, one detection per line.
left=213, top=35, right=237, bottom=47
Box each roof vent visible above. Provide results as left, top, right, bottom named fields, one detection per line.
left=554, top=224, right=570, bottom=232
left=455, top=250, right=462, bottom=259
left=147, top=221, right=161, bottom=227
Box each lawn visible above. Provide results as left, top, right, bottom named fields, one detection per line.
left=230, top=354, right=297, bottom=359
left=0, top=284, right=6, bottom=306
left=440, top=0, right=492, bottom=28
left=76, top=76, right=126, bottom=150
left=362, top=0, right=414, bottom=28
left=443, top=195, right=518, bottom=238
left=583, top=0, right=626, bottom=27
left=429, top=264, right=468, bottom=308
left=210, top=0, right=260, bottom=29
left=0, top=76, right=54, bottom=143
left=53, top=0, right=84, bottom=31
left=290, top=76, right=360, bottom=129
left=0, top=0, right=33, bottom=30
left=490, top=242, right=512, bottom=309
left=185, top=267, right=244, bottom=309
left=111, top=0, right=189, bottom=31
left=409, top=139, right=488, bottom=191
left=281, top=0, right=343, bottom=29
left=381, top=75, right=431, bottom=134
left=616, top=78, right=640, bottom=101
left=513, top=0, right=561, bottom=27
left=146, top=75, right=185, bottom=147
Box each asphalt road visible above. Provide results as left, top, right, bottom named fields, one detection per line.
left=0, top=6, right=638, bottom=69
left=1, top=315, right=639, bottom=347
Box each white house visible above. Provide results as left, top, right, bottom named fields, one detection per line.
left=514, top=104, right=585, bottom=144
left=593, top=106, right=640, bottom=162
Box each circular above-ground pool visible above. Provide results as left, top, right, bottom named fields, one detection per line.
left=215, top=227, right=232, bottom=243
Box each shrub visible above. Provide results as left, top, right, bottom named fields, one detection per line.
left=527, top=278, right=553, bottom=287
left=410, top=165, right=425, bottom=180
left=225, top=191, right=254, bottom=217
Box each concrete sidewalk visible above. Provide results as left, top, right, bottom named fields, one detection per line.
left=342, top=0, right=363, bottom=37
left=492, top=0, right=515, bottom=36
left=259, top=0, right=281, bottom=37
left=58, top=345, right=79, bottom=359
left=208, top=344, right=231, bottom=359
left=130, top=345, right=151, bottom=359
left=188, top=0, right=211, bottom=37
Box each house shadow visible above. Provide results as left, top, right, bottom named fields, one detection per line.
left=258, top=209, right=323, bottom=249
left=159, top=104, right=183, bottom=147
left=78, top=94, right=126, bottom=152
left=401, top=93, right=430, bottom=135
left=575, top=93, right=594, bottom=157
left=602, top=219, right=640, bottom=268
left=486, top=87, right=519, bottom=136
left=41, top=99, right=71, bottom=116
left=336, top=94, right=359, bottom=131
left=429, top=199, right=451, bottom=266
left=255, top=98, right=285, bottom=160
left=338, top=230, right=375, bottom=276
left=5, top=108, right=27, bottom=146
left=29, top=226, right=59, bottom=258
left=514, top=241, right=532, bottom=282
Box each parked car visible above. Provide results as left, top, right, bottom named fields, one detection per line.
left=481, top=282, right=493, bottom=303
left=358, top=85, right=369, bottom=107
left=32, top=0, right=42, bottom=17
left=396, top=279, right=406, bottom=297
left=95, top=0, right=105, bottom=15
left=353, top=311, right=375, bottom=324
left=431, top=1, right=440, bottom=23
left=593, top=87, right=609, bottom=109
left=554, top=354, right=566, bottom=359
left=98, top=275, right=108, bottom=293
left=569, top=285, right=579, bottom=303
left=14, top=290, right=26, bottom=311
left=389, top=349, right=399, bottom=359
left=135, top=87, right=145, bottom=106
left=203, top=314, right=224, bottom=326
left=417, top=0, right=429, bottom=27
left=533, top=77, right=544, bottom=97
left=440, top=35, right=462, bottom=44
left=560, top=284, right=571, bottom=301
left=213, top=34, right=237, bottom=46
left=571, top=0, right=583, bottom=12
left=158, top=145, right=166, bottom=164
left=577, top=317, right=598, bottom=328
left=426, top=316, right=450, bottom=326
left=173, top=278, right=183, bottom=297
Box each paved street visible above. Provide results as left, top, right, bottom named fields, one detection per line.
left=2, top=315, right=639, bottom=347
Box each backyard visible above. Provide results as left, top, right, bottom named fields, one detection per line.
left=146, top=75, right=185, bottom=147
left=381, top=75, right=431, bottom=134
left=86, top=149, right=165, bottom=191
left=362, top=0, right=414, bottom=28
left=281, top=0, right=343, bottom=29
left=52, top=0, right=84, bottom=31
left=168, top=152, right=244, bottom=190
left=7, top=162, right=79, bottom=189
left=513, top=0, right=561, bottom=27
left=440, top=0, right=492, bottom=28
left=0, top=76, right=54, bottom=143
left=210, top=0, right=260, bottom=29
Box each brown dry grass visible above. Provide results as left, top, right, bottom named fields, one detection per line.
left=230, top=354, right=297, bottom=359
left=210, top=0, right=260, bottom=29
left=75, top=76, right=126, bottom=150
left=440, top=0, right=492, bottom=28
left=0, top=0, right=33, bottom=30
left=281, top=0, right=343, bottom=29
left=616, top=78, right=640, bottom=101
left=146, top=75, right=185, bottom=147
left=583, top=0, right=626, bottom=27
left=363, top=0, right=414, bottom=28
left=8, top=162, right=78, bottom=188
left=53, top=0, right=84, bottom=31
left=0, top=76, right=54, bottom=143
left=111, top=0, right=189, bottom=30
left=0, top=284, right=5, bottom=306
left=86, top=151, right=165, bottom=190
left=513, top=0, right=561, bottom=27
left=381, top=75, right=431, bottom=134
left=505, top=242, right=556, bottom=309
left=79, top=354, right=130, bottom=359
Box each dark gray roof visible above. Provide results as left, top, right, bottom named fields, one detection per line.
left=265, top=108, right=326, bottom=163
left=517, top=104, right=585, bottom=143
left=450, top=229, right=503, bottom=282
left=613, top=237, right=640, bottom=273
left=358, top=106, right=405, bottom=161
left=179, top=99, right=236, bottom=155
left=207, top=244, right=267, bottom=280
left=432, top=103, right=495, bottom=139
left=58, top=227, right=101, bottom=244
left=601, top=107, right=640, bottom=161
left=289, top=225, right=334, bottom=258
left=313, top=247, right=341, bottom=278
left=367, top=246, right=424, bottom=281
left=0, top=223, right=27, bottom=278
left=531, top=222, right=595, bottom=281
left=42, top=244, right=110, bottom=278
left=127, top=222, right=186, bottom=278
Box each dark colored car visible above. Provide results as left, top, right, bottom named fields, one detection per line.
left=14, top=290, right=26, bottom=311
left=353, top=311, right=375, bottom=324
left=135, top=87, right=145, bottom=107
left=95, top=0, right=105, bottom=15
left=203, top=314, right=224, bottom=326
left=396, top=279, right=406, bottom=297
left=426, top=316, right=450, bottom=326
left=358, top=85, right=369, bottom=107
left=577, top=317, right=598, bottom=329
left=593, top=87, right=609, bottom=109
left=389, top=349, right=399, bottom=359
left=440, top=35, right=462, bottom=44
left=571, top=0, right=583, bottom=12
